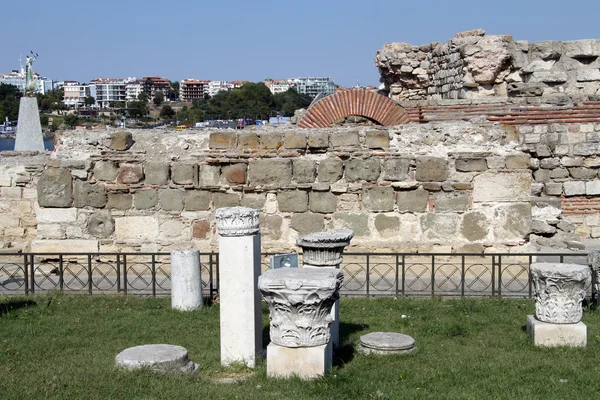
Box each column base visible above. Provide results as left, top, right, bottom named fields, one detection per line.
left=267, top=342, right=332, bottom=380
left=526, top=315, right=587, bottom=347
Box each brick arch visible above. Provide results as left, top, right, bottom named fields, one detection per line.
left=297, top=88, right=411, bottom=128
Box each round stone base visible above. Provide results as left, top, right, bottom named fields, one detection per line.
left=358, top=332, right=417, bottom=355
left=115, top=344, right=197, bottom=373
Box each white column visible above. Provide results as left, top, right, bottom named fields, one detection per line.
left=170, top=249, right=203, bottom=311
left=216, top=207, right=262, bottom=368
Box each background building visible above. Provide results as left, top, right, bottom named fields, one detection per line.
left=62, top=81, right=90, bottom=108
left=0, top=67, right=54, bottom=94
left=180, top=79, right=209, bottom=102
left=143, top=76, right=170, bottom=100
left=90, top=78, right=126, bottom=109
left=290, top=77, right=336, bottom=98
left=264, top=79, right=291, bottom=94
left=126, top=78, right=144, bottom=102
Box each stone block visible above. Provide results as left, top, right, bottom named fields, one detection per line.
left=134, top=189, right=158, bottom=209
left=573, top=142, right=600, bottom=156
left=290, top=212, right=325, bottom=235
left=455, top=158, right=487, bottom=172
left=198, top=164, right=220, bottom=186
left=1, top=187, right=21, bottom=199
left=415, top=157, right=449, bottom=182
left=586, top=180, right=600, bottom=195
left=277, top=191, right=308, bottom=212
left=330, top=131, right=359, bottom=149
left=540, top=158, right=560, bottom=169
left=184, top=190, right=211, bottom=211
left=563, top=181, right=585, bottom=196
left=222, top=163, right=247, bottom=184
left=93, top=161, right=119, bottom=181
left=331, top=213, right=369, bottom=236
left=397, top=188, right=428, bottom=212
left=421, top=214, right=460, bottom=241
left=284, top=131, right=307, bottom=149
left=87, top=211, right=115, bottom=238
left=172, top=163, right=197, bottom=185
left=533, top=169, right=550, bottom=183
left=293, top=159, right=316, bottom=183
left=266, top=342, right=332, bottom=380
left=241, top=193, right=266, bottom=210
left=213, top=193, right=240, bottom=209
left=381, top=158, right=409, bottom=181
left=192, top=219, right=211, bottom=239
left=261, top=214, right=282, bottom=240
left=549, top=168, right=569, bottom=179
left=493, top=203, right=531, bottom=241
left=544, top=183, right=563, bottom=196
left=37, top=168, right=73, bottom=208
left=460, top=211, right=489, bottom=241
left=110, top=131, right=133, bottom=151
left=118, top=164, right=143, bottom=184
left=472, top=171, right=531, bottom=202
left=248, top=159, right=293, bottom=186
left=363, top=187, right=395, bottom=211
left=159, top=189, right=184, bottom=211
left=74, top=181, right=107, bottom=208
left=115, top=216, right=159, bottom=240
left=36, top=207, right=77, bottom=224
left=260, top=132, right=283, bottom=149
left=237, top=132, right=259, bottom=149
left=345, top=159, right=380, bottom=182
left=30, top=239, right=99, bottom=253
left=0, top=216, right=20, bottom=229
left=374, top=214, right=400, bottom=234
left=209, top=131, right=236, bottom=149
left=433, top=191, right=469, bottom=212
left=318, top=159, right=343, bottom=182
left=106, top=193, right=132, bottom=210
left=144, top=162, right=170, bottom=185
left=307, top=132, right=328, bottom=149
left=365, top=130, right=389, bottom=150
left=0, top=174, right=11, bottom=187
left=569, top=167, right=596, bottom=180
left=309, top=192, right=337, bottom=213
left=526, top=315, right=586, bottom=347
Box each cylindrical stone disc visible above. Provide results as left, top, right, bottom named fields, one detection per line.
left=359, top=332, right=415, bottom=351
left=115, top=344, right=195, bottom=372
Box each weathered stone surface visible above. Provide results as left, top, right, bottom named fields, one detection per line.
left=261, top=214, right=282, bottom=240
left=363, top=187, right=395, bottom=211
left=184, top=190, right=211, bottom=211
left=540, top=158, right=560, bottom=169
left=172, top=163, right=197, bottom=185
left=568, top=167, right=596, bottom=180
left=532, top=220, right=556, bottom=235
left=115, top=216, right=159, bottom=239
left=493, top=203, right=532, bottom=241
left=358, top=332, right=416, bottom=355
left=296, top=229, right=353, bottom=267
left=472, top=171, right=531, bottom=202
left=30, top=239, right=99, bottom=253
left=93, top=161, right=119, bottom=181
left=74, top=181, right=107, bottom=208
left=241, top=193, right=266, bottom=209
left=37, top=168, right=73, bottom=208
left=115, top=344, right=196, bottom=373
left=290, top=213, right=325, bottom=235
left=563, top=181, right=585, bottom=196
left=284, top=131, right=307, bottom=149
left=586, top=180, right=600, bottom=195
left=248, top=159, right=292, bottom=186
left=118, top=164, right=143, bottom=184
left=215, top=206, right=259, bottom=237
left=381, top=158, right=409, bottom=181
left=330, top=131, right=359, bottom=148
left=159, top=189, right=184, bottom=211
left=564, top=39, right=600, bottom=58
left=307, top=132, right=328, bottom=149
left=277, top=191, right=308, bottom=213
left=293, top=159, right=316, bottom=183
left=198, top=164, right=220, bottom=186
left=110, top=131, right=133, bottom=151
left=365, top=130, right=389, bottom=150
left=460, top=211, right=489, bottom=241
left=549, top=168, right=569, bottom=179
left=213, top=193, right=240, bottom=209
left=534, top=169, right=550, bottom=183
left=374, top=214, right=400, bottom=233
left=309, top=192, right=337, bottom=213
left=134, top=189, right=158, bottom=209
left=420, top=214, right=460, bottom=241
left=433, top=191, right=469, bottom=212
left=544, top=183, right=563, bottom=196
left=345, top=159, right=380, bottom=182
left=87, top=211, right=115, bottom=238
left=397, top=188, right=428, bottom=212
left=260, top=132, right=283, bottom=149
left=192, top=219, right=211, bottom=239
left=222, top=163, right=247, bottom=184
left=107, top=193, right=132, bottom=210
left=36, top=207, right=77, bottom=224
left=526, top=315, right=587, bottom=348
left=237, top=132, right=259, bottom=148
left=209, top=131, right=236, bottom=149
left=331, top=213, right=369, bottom=236
left=144, top=162, right=170, bottom=185
left=455, top=158, right=487, bottom=172
left=318, top=159, right=344, bottom=182
left=415, top=157, right=448, bottom=182
left=505, top=154, right=531, bottom=169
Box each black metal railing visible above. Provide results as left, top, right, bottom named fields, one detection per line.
left=0, top=251, right=592, bottom=299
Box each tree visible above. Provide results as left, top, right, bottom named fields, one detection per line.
left=169, top=81, right=179, bottom=101
left=63, top=114, right=79, bottom=128
left=84, top=96, right=95, bottom=108
left=0, top=83, right=22, bottom=121
left=137, top=92, right=149, bottom=102
left=159, top=104, right=175, bottom=120
left=153, top=91, right=165, bottom=107
left=273, top=88, right=312, bottom=117
left=127, top=100, right=149, bottom=119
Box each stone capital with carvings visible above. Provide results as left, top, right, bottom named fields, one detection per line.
left=258, top=267, right=343, bottom=347
left=296, top=229, right=354, bottom=267
left=531, top=262, right=590, bottom=324
left=215, top=207, right=260, bottom=237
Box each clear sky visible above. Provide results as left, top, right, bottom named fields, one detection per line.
left=1, top=0, right=599, bottom=87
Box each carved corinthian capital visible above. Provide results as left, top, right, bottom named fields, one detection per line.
left=296, top=229, right=354, bottom=267
left=531, top=263, right=590, bottom=324
left=258, top=267, right=343, bottom=347
left=215, top=207, right=260, bottom=237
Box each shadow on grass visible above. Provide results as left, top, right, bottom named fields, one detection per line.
left=0, top=298, right=37, bottom=316
left=334, top=322, right=367, bottom=368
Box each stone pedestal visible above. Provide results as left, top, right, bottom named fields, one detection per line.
left=115, top=344, right=197, bottom=373
left=526, top=315, right=587, bottom=347
left=358, top=332, right=417, bottom=355
left=216, top=207, right=262, bottom=368
left=258, top=267, right=343, bottom=380
left=14, top=97, right=44, bottom=152
left=171, top=249, right=203, bottom=311
left=296, top=229, right=354, bottom=349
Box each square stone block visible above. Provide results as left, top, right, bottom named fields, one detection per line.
left=267, top=342, right=332, bottom=380
left=526, top=315, right=586, bottom=347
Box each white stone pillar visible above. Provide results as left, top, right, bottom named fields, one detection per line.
left=15, top=97, right=45, bottom=152
left=296, top=229, right=354, bottom=349
left=216, top=207, right=262, bottom=368
left=171, top=249, right=203, bottom=311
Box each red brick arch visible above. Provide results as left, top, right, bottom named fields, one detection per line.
left=297, top=88, right=411, bottom=128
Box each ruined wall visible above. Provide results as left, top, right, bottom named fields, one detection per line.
left=376, top=29, right=600, bottom=103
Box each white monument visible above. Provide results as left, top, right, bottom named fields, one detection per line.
left=216, top=207, right=262, bottom=368
left=170, top=249, right=203, bottom=311
left=258, top=267, right=343, bottom=379
left=14, top=51, right=45, bottom=152
left=526, top=262, right=590, bottom=347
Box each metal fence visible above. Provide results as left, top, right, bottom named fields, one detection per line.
left=0, top=251, right=592, bottom=299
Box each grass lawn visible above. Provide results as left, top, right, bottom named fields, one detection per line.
left=0, top=294, right=599, bottom=399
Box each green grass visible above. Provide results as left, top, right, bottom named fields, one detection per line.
left=1, top=295, right=599, bottom=399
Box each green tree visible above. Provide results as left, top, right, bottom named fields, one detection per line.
left=137, top=92, right=149, bottom=102
left=63, top=113, right=79, bottom=128
left=127, top=101, right=149, bottom=119
left=84, top=96, right=95, bottom=107
left=0, top=83, right=22, bottom=121
left=273, top=88, right=312, bottom=117
left=169, top=81, right=179, bottom=101
left=153, top=91, right=165, bottom=107
left=159, top=104, right=175, bottom=120
left=39, top=114, right=49, bottom=126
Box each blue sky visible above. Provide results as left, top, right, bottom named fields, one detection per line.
left=1, top=0, right=599, bottom=87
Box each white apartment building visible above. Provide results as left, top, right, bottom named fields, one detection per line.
left=264, top=79, right=291, bottom=94
left=90, top=78, right=127, bottom=109
left=290, top=77, right=336, bottom=98
left=125, top=78, right=144, bottom=102
left=0, top=68, right=54, bottom=94
left=208, top=80, right=228, bottom=97
left=62, top=81, right=91, bottom=108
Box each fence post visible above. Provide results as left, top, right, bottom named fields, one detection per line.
left=87, top=254, right=93, bottom=295
left=23, top=254, right=29, bottom=295
left=431, top=255, right=435, bottom=298
left=461, top=255, right=465, bottom=297
left=123, top=255, right=128, bottom=295
left=29, top=255, right=35, bottom=295
left=59, top=255, right=64, bottom=294
left=151, top=255, right=156, bottom=298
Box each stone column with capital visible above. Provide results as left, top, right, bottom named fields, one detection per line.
left=296, top=229, right=354, bottom=349
left=216, top=207, right=262, bottom=367
left=258, top=267, right=343, bottom=379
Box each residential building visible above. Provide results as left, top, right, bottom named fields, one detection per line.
left=180, top=79, right=209, bottom=102
left=125, top=78, right=144, bottom=102
left=90, top=78, right=127, bottom=109
left=227, top=80, right=248, bottom=90
left=208, top=80, right=228, bottom=97
left=143, top=76, right=170, bottom=100
left=62, top=81, right=91, bottom=108
left=290, top=77, right=336, bottom=98
left=264, top=79, right=291, bottom=94
left=0, top=66, right=54, bottom=94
